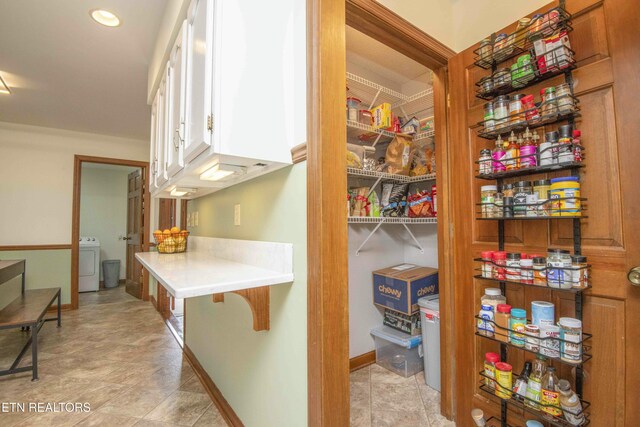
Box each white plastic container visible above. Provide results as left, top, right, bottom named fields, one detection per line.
left=419, top=296, right=441, bottom=391
left=370, top=325, right=423, bottom=378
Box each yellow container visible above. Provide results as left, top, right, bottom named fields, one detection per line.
left=549, top=177, right=581, bottom=217
left=371, top=103, right=392, bottom=129
left=495, top=362, right=513, bottom=399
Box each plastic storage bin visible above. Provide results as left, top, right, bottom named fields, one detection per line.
left=419, top=296, right=441, bottom=391
left=370, top=325, right=423, bottom=377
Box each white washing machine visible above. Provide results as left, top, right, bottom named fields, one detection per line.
left=79, top=236, right=100, bottom=292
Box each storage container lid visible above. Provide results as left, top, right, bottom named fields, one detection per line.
left=511, top=308, right=527, bottom=318
left=497, top=304, right=512, bottom=313
left=418, top=295, right=439, bottom=309
left=481, top=185, right=498, bottom=191
left=558, top=317, right=582, bottom=329
left=550, top=176, right=579, bottom=183
left=370, top=325, right=422, bottom=349
left=484, top=288, right=502, bottom=296
left=485, top=352, right=500, bottom=363
left=526, top=421, right=544, bottom=427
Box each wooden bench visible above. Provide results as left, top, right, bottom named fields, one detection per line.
left=0, top=260, right=61, bottom=381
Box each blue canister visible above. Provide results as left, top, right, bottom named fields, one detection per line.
left=531, top=301, right=555, bottom=327
left=526, top=421, right=544, bottom=427
left=509, top=308, right=527, bottom=346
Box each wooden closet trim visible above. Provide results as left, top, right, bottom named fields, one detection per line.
left=71, top=155, right=151, bottom=309
left=0, top=244, right=72, bottom=251
left=346, top=0, right=456, bottom=69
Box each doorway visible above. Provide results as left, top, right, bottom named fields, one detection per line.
left=71, top=155, right=150, bottom=309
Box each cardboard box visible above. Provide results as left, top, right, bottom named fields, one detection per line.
left=383, top=308, right=421, bottom=335
left=373, top=264, right=439, bottom=315
left=371, top=103, right=392, bottom=129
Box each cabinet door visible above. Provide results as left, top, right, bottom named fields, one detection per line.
left=156, top=66, right=169, bottom=188
left=184, top=0, right=215, bottom=163
left=149, top=92, right=158, bottom=190
left=166, top=21, right=187, bottom=178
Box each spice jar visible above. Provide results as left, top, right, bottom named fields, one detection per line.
left=493, top=96, right=510, bottom=130
left=478, top=38, right=493, bottom=67
left=558, top=124, right=575, bottom=164
left=571, top=255, right=588, bottom=288
left=479, top=76, right=494, bottom=97
left=550, top=176, right=581, bottom=217
left=533, top=256, right=547, bottom=285
left=503, top=197, right=514, bottom=218
left=481, top=250, right=494, bottom=278
left=492, top=136, right=506, bottom=172
left=555, top=83, right=574, bottom=114
left=346, top=97, right=361, bottom=122
left=478, top=304, right=495, bottom=337
left=510, top=308, right=527, bottom=347
left=501, top=183, right=514, bottom=198
left=528, top=14, right=544, bottom=41
left=481, top=287, right=506, bottom=312
left=513, top=181, right=532, bottom=217
left=525, top=324, right=540, bottom=352
left=495, top=304, right=511, bottom=343
left=481, top=185, right=498, bottom=218
left=479, top=149, right=493, bottom=175
left=533, top=179, right=550, bottom=200
left=540, top=87, right=558, bottom=118
left=559, top=317, right=583, bottom=363
left=493, top=69, right=511, bottom=90
left=483, top=102, right=495, bottom=132
left=514, top=18, right=531, bottom=48
left=520, top=258, right=534, bottom=284
left=492, top=252, right=507, bottom=280
left=493, top=33, right=511, bottom=61
left=484, top=352, right=500, bottom=389
left=522, top=94, right=540, bottom=123
left=540, top=324, right=561, bottom=358
left=573, top=130, right=583, bottom=162
left=506, top=253, right=521, bottom=281
left=509, top=94, right=525, bottom=125
left=526, top=194, right=539, bottom=217
left=541, top=131, right=558, bottom=166
left=495, top=362, right=513, bottom=399
left=547, top=248, right=572, bottom=288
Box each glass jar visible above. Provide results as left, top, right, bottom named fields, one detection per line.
left=484, top=102, right=495, bottom=132
left=503, top=196, right=514, bottom=218
left=522, top=94, right=540, bottom=123
left=525, top=324, right=540, bottom=352
left=533, top=256, right=546, bottom=285
left=493, top=33, right=511, bottom=61
left=558, top=124, right=575, bottom=164
left=547, top=249, right=572, bottom=288
left=513, top=181, right=533, bottom=217
left=481, top=250, right=494, bottom=278
left=478, top=38, right=493, bottom=67
left=481, top=185, right=498, bottom=218
left=542, top=131, right=559, bottom=165
left=493, top=96, right=510, bottom=130
left=509, top=94, right=525, bottom=125
left=495, top=304, right=511, bottom=342
left=514, top=18, right=531, bottom=48
left=479, top=76, right=494, bottom=97
left=481, top=287, right=507, bottom=313
left=571, top=255, right=588, bottom=288
left=501, top=183, right=514, bottom=198
left=510, top=308, right=527, bottom=347
left=479, top=149, right=493, bottom=175
left=506, top=252, right=521, bottom=281
left=484, top=352, right=500, bottom=389
left=492, top=252, right=507, bottom=280
left=520, top=258, right=534, bottom=283
left=526, top=193, right=539, bottom=217
left=493, top=68, right=511, bottom=90
left=540, top=87, right=558, bottom=118
left=528, top=14, right=544, bottom=42
left=559, top=317, right=583, bottom=363
left=555, top=83, right=574, bottom=114
left=533, top=179, right=550, bottom=200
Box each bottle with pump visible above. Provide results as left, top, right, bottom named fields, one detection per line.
left=541, top=366, right=562, bottom=417
left=558, top=379, right=585, bottom=425
left=492, top=135, right=506, bottom=173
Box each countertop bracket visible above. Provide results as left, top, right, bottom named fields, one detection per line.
left=212, top=286, right=270, bottom=331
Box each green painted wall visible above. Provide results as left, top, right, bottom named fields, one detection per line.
left=185, top=164, right=307, bottom=427
left=0, top=250, right=71, bottom=310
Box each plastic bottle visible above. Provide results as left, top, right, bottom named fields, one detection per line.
left=492, top=136, right=506, bottom=172
left=541, top=366, right=562, bottom=417
left=484, top=352, right=500, bottom=390
left=558, top=379, right=585, bottom=425
left=471, top=408, right=487, bottom=426
left=505, top=132, right=520, bottom=170
left=525, top=356, right=547, bottom=409
left=520, top=128, right=538, bottom=168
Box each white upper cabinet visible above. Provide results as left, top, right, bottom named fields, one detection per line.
left=156, top=67, right=169, bottom=188
left=166, top=21, right=188, bottom=178
left=184, top=0, right=214, bottom=163
left=149, top=0, right=304, bottom=199
left=149, top=92, right=158, bottom=189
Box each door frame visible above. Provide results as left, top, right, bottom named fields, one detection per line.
left=71, top=155, right=151, bottom=309
left=305, top=0, right=456, bottom=424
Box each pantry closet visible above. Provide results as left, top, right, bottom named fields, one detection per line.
left=345, top=23, right=443, bottom=404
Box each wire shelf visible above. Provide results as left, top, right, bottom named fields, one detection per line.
left=478, top=372, right=590, bottom=427
left=477, top=196, right=587, bottom=220
left=414, top=130, right=435, bottom=141
left=475, top=161, right=584, bottom=181
left=348, top=217, right=437, bottom=224
left=473, top=275, right=590, bottom=294
left=347, top=168, right=436, bottom=183
left=346, top=120, right=397, bottom=145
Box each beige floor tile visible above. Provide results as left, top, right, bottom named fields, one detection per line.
left=351, top=381, right=370, bottom=410
left=351, top=405, right=372, bottom=427
left=427, top=412, right=456, bottom=427
left=371, top=409, right=430, bottom=427
left=65, top=381, right=131, bottom=410
left=350, top=365, right=371, bottom=384
left=370, top=363, right=417, bottom=386
left=143, top=390, right=212, bottom=426
left=178, top=375, right=207, bottom=394
left=12, top=409, right=91, bottom=427
left=371, top=381, right=425, bottom=413
left=97, top=386, right=174, bottom=418
left=192, top=405, right=228, bottom=427
left=132, top=419, right=176, bottom=427
left=74, top=412, right=139, bottom=427
left=414, top=373, right=441, bottom=415
left=0, top=410, right=35, bottom=427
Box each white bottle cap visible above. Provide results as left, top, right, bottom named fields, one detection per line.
left=485, top=288, right=502, bottom=296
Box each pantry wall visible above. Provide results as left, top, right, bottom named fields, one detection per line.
left=346, top=27, right=439, bottom=359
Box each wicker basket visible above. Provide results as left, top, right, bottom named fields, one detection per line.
left=153, top=230, right=190, bottom=254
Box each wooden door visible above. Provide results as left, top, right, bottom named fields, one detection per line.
left=126, top=169, right=143, bottom=298
left=447, top=0, right=639, bottom=425
left=158, top=198, right=176, bottom=231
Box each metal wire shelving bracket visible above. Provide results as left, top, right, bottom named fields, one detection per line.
left=348, top=217, right=437, bottom=255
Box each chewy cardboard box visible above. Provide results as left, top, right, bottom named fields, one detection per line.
left=373, top=264, right=438, bottom=315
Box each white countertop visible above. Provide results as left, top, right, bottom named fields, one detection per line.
left=136, top=237, right=294, bottom=299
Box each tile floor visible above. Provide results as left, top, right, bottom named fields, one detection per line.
left=0, top=286, right=227, bottom=427
left=350, top=364, right=456, bottom=427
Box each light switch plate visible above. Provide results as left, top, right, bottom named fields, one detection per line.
left=234, top=204, right=241, bottom=226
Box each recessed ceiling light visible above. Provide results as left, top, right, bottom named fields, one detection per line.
left=0, top=74, right=10, bottom=95
left=90, top=9, right=121, bottom=27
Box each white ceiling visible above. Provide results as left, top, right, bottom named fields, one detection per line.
left=0, top=0, right=168, bottom=140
